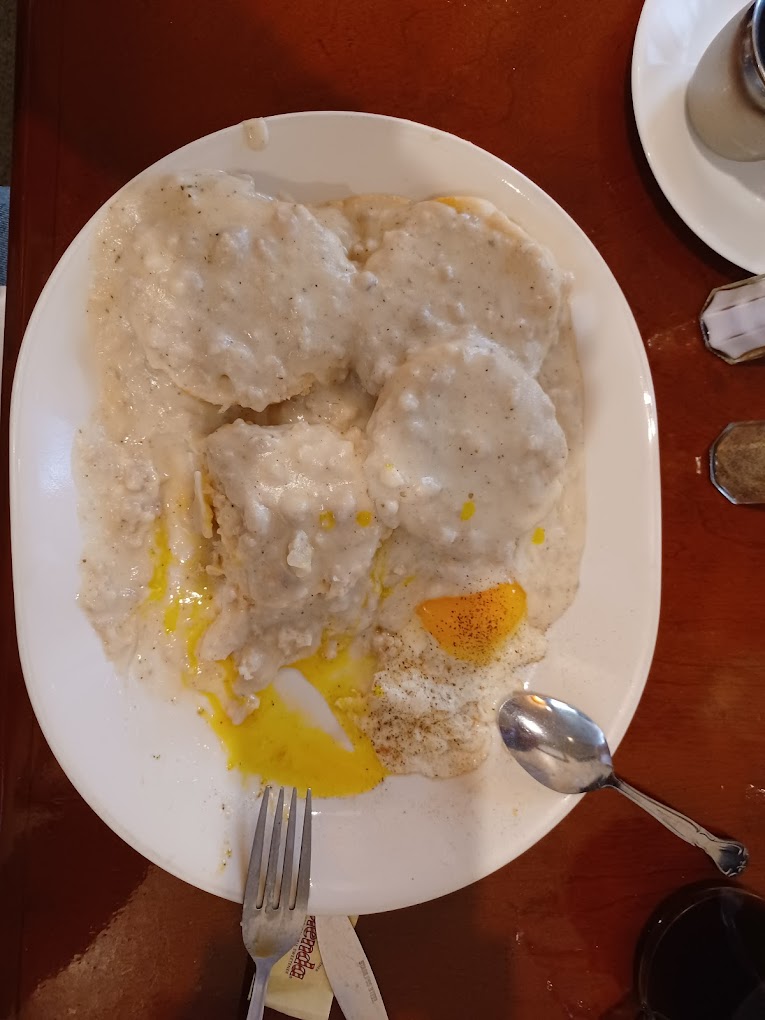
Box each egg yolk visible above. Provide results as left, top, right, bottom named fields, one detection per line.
left=147, top=518, right=386, bottom=797
left=416, top=583, right=527, bottom=664
left=204, top=645, right=386, bottom=797
left=293, top=641, right=376, bottom=706
left=204, top=679, right=386, bottom=799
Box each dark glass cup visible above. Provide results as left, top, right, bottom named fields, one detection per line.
left=635, top=883, right=765, bottom=1020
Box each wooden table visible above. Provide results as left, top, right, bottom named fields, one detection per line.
left=2, top=1, right=763, bottom=1017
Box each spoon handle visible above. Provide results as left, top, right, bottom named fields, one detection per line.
left=607, top=775, right=749, bottom=877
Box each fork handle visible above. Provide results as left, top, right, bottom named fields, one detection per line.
left=246, top=960, right=274, bottom=1020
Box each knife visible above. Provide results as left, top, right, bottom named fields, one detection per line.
left=315, top=915, right=390, bottom=1020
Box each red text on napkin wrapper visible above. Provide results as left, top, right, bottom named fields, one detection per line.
left=290, top=915, right=318, bottom=979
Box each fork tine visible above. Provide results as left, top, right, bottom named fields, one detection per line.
left=263, top=786, right=285, bottom=909
left=243, top=786, right=270, bottom=911
left=280, top=788, right=298, bottom=910
left=295, top=788, right=312, bottom=912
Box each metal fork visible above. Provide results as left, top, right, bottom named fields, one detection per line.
left=241, top=786, right=312, bottom=1020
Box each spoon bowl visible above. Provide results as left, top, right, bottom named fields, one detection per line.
left=498, top=691, right=612, bottom=794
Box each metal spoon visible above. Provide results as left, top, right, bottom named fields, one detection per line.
left=498, top=691, right=749, bottom=877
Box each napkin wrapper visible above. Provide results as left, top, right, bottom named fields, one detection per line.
left=265, top=915, right=359, bottom=1020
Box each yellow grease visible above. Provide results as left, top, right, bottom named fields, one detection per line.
left=370, top=546, right=393, bottom=601
left=460, top=499, right=476, bottom=521
left=204, top=644, right=386, bottom=797
left=319, top=510, right=335, bottom=530
left=532, top=527, right=546, bottom=545
left=145, top=514, right=219, bottom=684
left=416, top=583, right=527, bottom=664
left=356, top=510, right=373, bottom=527
left=147, top=523, right=171, bottom=602
left=436, top=196, right=471, bottom=212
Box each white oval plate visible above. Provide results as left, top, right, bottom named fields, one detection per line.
left=632, top=0, right=765, bottom=273
left=10, top=112, right=660, bottom=915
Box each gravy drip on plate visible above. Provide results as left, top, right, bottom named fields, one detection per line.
left=76, top=172, right=585, bottom=785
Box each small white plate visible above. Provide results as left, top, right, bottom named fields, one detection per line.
left=632, top=0, right=765, bottom=273
left=10, top=112, right=661, bottom=915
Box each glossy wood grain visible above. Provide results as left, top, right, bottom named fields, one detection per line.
left=2, top=1, right=764, bottom=1017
